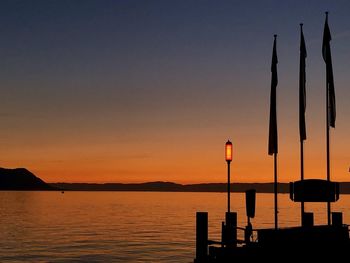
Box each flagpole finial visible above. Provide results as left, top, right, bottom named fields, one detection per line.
left=274, top=34, right=277, bottom=39
left=300, top=23, right=303, bottom=27
left=325, top=11, right=329, bottom=17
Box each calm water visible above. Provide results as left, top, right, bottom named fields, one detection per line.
left=0, top=191, right=350, bottom=262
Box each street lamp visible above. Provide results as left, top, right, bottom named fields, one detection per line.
left=225, top=140, right=232, bottom=213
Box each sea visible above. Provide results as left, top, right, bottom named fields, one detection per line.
left=0, top=191, right=349, bottom=262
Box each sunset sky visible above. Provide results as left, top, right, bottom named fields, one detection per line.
left=1, top=0, right=350, bottom=183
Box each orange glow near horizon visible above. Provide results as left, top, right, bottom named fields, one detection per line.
left=1, top=118, right=349, bottom=185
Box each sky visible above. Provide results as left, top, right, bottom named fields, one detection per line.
left=0, top=0, right=350, bottom=183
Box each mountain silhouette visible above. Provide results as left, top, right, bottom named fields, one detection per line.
left=52, top=181, right=350, bottom=193
left=0, top=168, right=55, bottom=190
left=51, top=181, right=290, bottom=192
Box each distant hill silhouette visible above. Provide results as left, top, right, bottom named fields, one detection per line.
left=49, top=182, right=289, bottom=192
left=51, top=181, right=350, bottom=194
left=0, top=168, right=55, bottom=190
left=51, top=181, right=291, bottom=193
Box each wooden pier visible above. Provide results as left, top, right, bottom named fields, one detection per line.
left=194, top=182, right=350, bottom=262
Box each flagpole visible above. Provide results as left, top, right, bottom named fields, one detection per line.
left=326, top=58, right=331, bottom=226
left=299, top=23, right=305, bottom=222
left=274, top=152, right=278, bottom=229
left=325, top=11, right=331, bottom=226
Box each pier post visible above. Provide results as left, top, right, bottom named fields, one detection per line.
left=302, top=212, right=314, bottom=227
left=332, top=212, right=343, bottom=227
left=195, top=212, right=208, bottom=262
left=225, top=212, right=237, bottom=247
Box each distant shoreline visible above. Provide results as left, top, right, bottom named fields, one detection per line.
left=49, top=181, right=350, bottom=194
left=2, top=167, right=350, bottom=193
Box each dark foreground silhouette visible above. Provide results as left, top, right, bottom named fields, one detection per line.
left=195, top=181, right=350, bottom=262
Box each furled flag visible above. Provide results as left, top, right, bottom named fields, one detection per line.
left=299, top=24, right=307, bottom=141
left=322, top=13, right=336, bottom=128
left=268, top=35, right=278, bottom=155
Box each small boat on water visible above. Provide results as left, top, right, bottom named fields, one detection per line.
left=194, top=13, right=349, bottom=262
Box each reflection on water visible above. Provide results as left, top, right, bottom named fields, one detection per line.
left=0, top=191, right=349, bottom=262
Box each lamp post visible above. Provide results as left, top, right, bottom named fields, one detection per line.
left=225, top=140, right=232, bottom=213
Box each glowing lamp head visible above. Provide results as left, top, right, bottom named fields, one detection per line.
left=225, top=140, right=233, bottom=162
